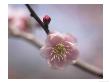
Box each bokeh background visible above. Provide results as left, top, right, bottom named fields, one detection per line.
left=8, top=4, right=103, bottom=79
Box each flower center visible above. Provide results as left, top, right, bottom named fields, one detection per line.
left=53, top=43, right=66, bottom=55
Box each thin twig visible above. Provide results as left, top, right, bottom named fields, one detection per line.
left=25, top=4, right=44, bottom=27
left=25, top=4, right=49, bottom=34
left=73, top=60, right=103, bottom=78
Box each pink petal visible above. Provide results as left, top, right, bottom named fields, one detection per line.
left=40, top=46, right=52, bottom=59
left=64, top=33, right=77, bottom=43
left=47, top=51, right=70, bottom=69
left=65, top=42, right=79, bottom=62
left=48, top=56, right=66, bottom=69
left=46, top=33, right=64, bottom=47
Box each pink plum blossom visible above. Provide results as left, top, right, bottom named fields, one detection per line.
left=41, top=32, right=79, bottom=69
left=8, top=8, right=30, bottom=32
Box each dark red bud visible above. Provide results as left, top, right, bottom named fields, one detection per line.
left=43, top=15, right=51, bottom=24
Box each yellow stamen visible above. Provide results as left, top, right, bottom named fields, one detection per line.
left=53, top=43, right=66, bottom=56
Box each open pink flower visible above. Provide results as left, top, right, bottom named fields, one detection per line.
left=8, top=9, right=30, bottom=32
left=41, top=32, right=79, bottom=69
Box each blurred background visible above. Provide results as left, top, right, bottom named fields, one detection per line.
left=8, top=4, right=103, bottom=79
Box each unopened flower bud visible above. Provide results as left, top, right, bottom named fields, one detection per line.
left=43, top=15, right=51, bottom=24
